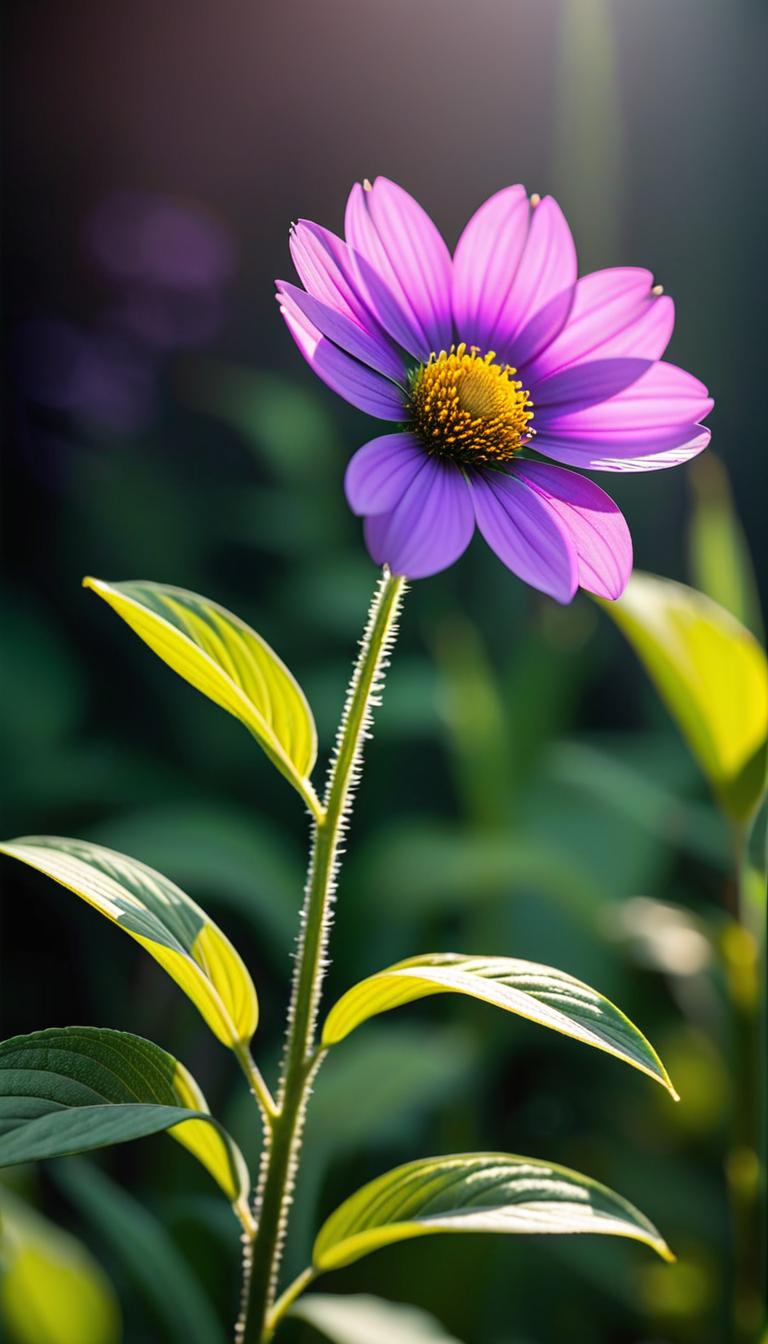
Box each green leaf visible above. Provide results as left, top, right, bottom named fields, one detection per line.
left=83, top=577, right=320, bottom=814
left=0, top=1028, right=250, bottom=1215
left=598, top=571, right=768, bottom=824
left=54, top=1158, right=227, bottom=1344
left=312, top=1153, right=673, bottom=1272
left=322, top=953, right=676, bottom=1097
left=0, top=836, right=258, bottom=1047
left=0, top=1187, right=120, bottom=1344
left=292, top=1293, right=465, bottom=1343
left=688, top=454, right=762, bottom=637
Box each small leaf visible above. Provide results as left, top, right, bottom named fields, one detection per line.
left=598, top=572, right=768, bottom=824
left=0, top=1187, right=120, bottom=1344
left=54, top=1158, right=227, bottom=1344
left=84, top=577, right=320, bottom=813
left=0, top=1027, right=250, bottom=1212
left=322, top=953, right=676, bottom=1097
left=292, top=1293, right=465, bottom=1344
left=313, top=1153, right=673, bottom=1272
left=0, top=836, right=257, bottom=1046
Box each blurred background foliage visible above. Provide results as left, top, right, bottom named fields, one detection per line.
left=1, top=1, right=766, bottom=1341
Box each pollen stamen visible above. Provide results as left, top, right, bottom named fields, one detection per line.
left=409, top=343, right=534, bottom=466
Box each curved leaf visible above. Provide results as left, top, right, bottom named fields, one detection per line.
left=0, top=1027, right=250, bottom=1214
left=322, top=953, right=676, bottom=1097
left=0, top=1187, right=121, bottom=1344
left=83, top=577, right=320, bottom=814
left=598, top=572, right=768, bottom=824
left=313, top=1153, right=673, bottom=1271
left=292, top=1293, right=464, bottom=1344
left=0, top=836, right=257, bottom=1047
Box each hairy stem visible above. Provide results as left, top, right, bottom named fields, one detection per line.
left=239, top=569, right=407, bottom=1343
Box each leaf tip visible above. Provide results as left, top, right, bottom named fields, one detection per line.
left=653, top=1062, right=680, bottom=1103
left=656, top=1058, right=680, bottom=1103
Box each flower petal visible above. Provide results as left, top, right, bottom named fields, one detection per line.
left=536, top=360, right=713, bottom=431
left=292, top=219, right=422, bottom=363
left=345, top=178, right=453, bottom=357
left=493, top=196, right=578, bottom=367
left=523, top=268, right=674, bottom=383
left=470, top=469, right=578, bottom=603
left=533, top=357, right=658, bottom=414
left=291, top=220, right=419, bottom=360
left=512, top=461, right=632, bottom=598
left=452, top=185, right=530, bottom=348
left=277, top=281, right=406, bottom=383
left=345, top=433, right=426, bottom=516
left=363, top=457, right=475, bottom=579
left=532, top=357, right=714, bottom=470
left=279, top=289, right=406, bottom=420
left=534, top=423, right=711, bottom=472
left=453, top=191, right=577, bottom=364
left=290, top=221, right=372, bottom=327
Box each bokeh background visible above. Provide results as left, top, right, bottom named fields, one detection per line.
left=2, top=2, right=766, bottom=1342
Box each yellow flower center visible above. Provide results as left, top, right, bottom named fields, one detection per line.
left=409, top=343, right=534, bottom=466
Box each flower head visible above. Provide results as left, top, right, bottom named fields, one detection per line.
left=277, top=179, right=712, bottom=601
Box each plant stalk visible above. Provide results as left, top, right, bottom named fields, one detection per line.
left=239, top=569, right=407, bottom=1344
left=234, top=1043, right=279, bottom=1124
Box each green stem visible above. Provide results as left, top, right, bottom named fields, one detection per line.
left=234, top=1042, right=279, bottom=1124
left=239, top=569, right=407, bottom=1344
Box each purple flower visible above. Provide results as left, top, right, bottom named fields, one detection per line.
left=277, top=179, right=712, bottom=601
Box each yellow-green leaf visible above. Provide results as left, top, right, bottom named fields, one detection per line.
left=0, top=1027, right=251, bottom=1214
left=0, top=837, right=257, bottom=1047
left=598, top=571, right=768, bottom=824
left=0, top=1188, right=121, bottom=1344
left=84, top=578, right=320, bottom=814
left=313, top=1153, right=673, bottom=1271
left=322, top=953, right=676, bottom=1097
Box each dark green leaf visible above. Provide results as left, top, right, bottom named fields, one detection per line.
left=0, top=1027, right=249, bottom=1211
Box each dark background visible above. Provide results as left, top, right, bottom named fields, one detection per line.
left=2, top=2, right=766, bottom=1342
